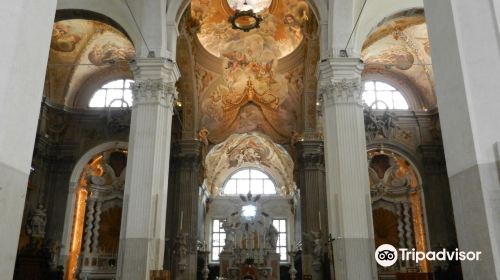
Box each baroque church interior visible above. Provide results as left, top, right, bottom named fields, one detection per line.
left=2, top=0, right=500, bottom=280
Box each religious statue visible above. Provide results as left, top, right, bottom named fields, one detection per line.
left=363, top=106, right=400, bottom=139
left=267, top=224, right=278, bottom=249
left=27, top=203, right=47, bottom=239
left=176, top=233, right=189, bottom=272
left=380, top=110, right=400, bottom=138
left=222, top=219, right=236, bottom=251
left=87, top=151, right=127, bottom=190
left=48, top=241, right=63, bottom=270
left=304, top=230, right=323, bottom=261
left=176, top=233, right=189, bottom=260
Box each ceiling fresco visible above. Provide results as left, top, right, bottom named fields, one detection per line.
left=361, top=15, right=436, bottom=108
left=181, top=0, right=317, bottom=144
left=46, top=19, right=135, bottom=107
left=192, top=0, right=308, bottom=58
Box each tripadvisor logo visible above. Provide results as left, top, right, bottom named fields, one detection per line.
left=375, top=244, right=482, bottom=267
left=375, top=244, right=398, bottom=267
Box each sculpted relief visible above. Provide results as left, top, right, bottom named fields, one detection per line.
left=204, top=132, right=295, bottom=195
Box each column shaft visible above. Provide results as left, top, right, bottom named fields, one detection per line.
left=0, top=1, right=56, bottom=278
left=167, top=140, right=203, bottom=280
left=295, top=141, right=328, bottom=279
left=319, top=58, right=376, bottom=280
left=423, top=0, right=500, bottom=278
left=117, top=58, right=180, bottom=280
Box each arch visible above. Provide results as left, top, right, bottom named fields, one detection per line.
left=362, top=67, right=427, bottom=110
left=54, top=7, right=141, bottom=49
left=71, top=69, right=134, bottom=109
left=221, top=167, right=278, bottom=195
left=366, top=142, right=424, bottom=176
left=60, top=141, right=127, bottom=268
left=165, top=0, right=327, bottom=58
left=352, top=2, right=424, bottom=54
left=204, top=132, right=295, bottom=197
left=366, top=144, right=431, bottom=272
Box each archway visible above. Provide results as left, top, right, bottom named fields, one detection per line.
left=61, top=141, right=127, bottom=280
left=367, top=147, right=430, bottom=275
left=203, top=132, right=299, bottom=279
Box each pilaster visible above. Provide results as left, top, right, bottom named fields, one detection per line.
left=116, top=57, right=180, bottom=280
left=167, top=140, right=204, bottom=280
left=295, top=141, right=328, bottom=279
left=419, top=145, right=457, bottom=258
left=318, top=57, right=376, bottom=280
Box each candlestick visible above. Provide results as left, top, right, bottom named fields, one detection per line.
left=180, top=211, right=183, bottom=231
left=318, top=211, right=322, bottom=231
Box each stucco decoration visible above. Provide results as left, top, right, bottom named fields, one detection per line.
left=204, top=132, right=295, bottom=196
left=46, top=19, right=135, bottom=107
left=361, top=13, right=435, bottom=109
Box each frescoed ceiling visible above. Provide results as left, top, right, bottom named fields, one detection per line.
left=177, top=0, right=318, bottom=144
left=361, top=14, right=436, bottom=109
left=45, top=19, right=135, bottom=107
left=192, top=0, right=308, bottom=58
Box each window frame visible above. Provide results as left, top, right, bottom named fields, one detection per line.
left=221, top=168, right=277, bottom=196
left=272, top=218, right=288, bottom=262
left=210, top=218, right=226, bottom=262
left=362, top=80, right=409, bottom=110
left=88, top=78, right=134, bottom=109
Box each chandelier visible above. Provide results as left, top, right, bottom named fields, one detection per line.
left=227, top=0, right=272, bottom=32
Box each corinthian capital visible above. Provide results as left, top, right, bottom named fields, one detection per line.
left=320, top=78, right=362, bottom=106
left=131, top=79, right=178, bottom=107
left=318, top=57, right=364, bottom=107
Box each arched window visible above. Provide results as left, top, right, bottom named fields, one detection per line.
left=362, top=81, right=409, bottom=110
left=89, top=79, right=133, bottom=108
left=222, top=168, right=276, bottom=195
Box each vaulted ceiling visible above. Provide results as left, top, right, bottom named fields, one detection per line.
left=45, top=19, right=135, bottom=108
left=176, top=0, right=319, bottom=144
left=361, top=12, right=435, bottom=109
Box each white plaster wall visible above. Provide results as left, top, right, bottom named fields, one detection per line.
left=0, top=0, right=57, bottom=277
left=423, top=0, right=500, bottom=176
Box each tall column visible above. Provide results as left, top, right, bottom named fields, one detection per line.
left=0, top=1, right=56, bottom=278
left=318, top=57, right=376, bottom=280
left=117, top=57, right=180, bottom=280
left=295, top=141, right=328, bottom=279
left=167, top=140, right=203, bottom=280
left=423, top=0, right=500, bottom=279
